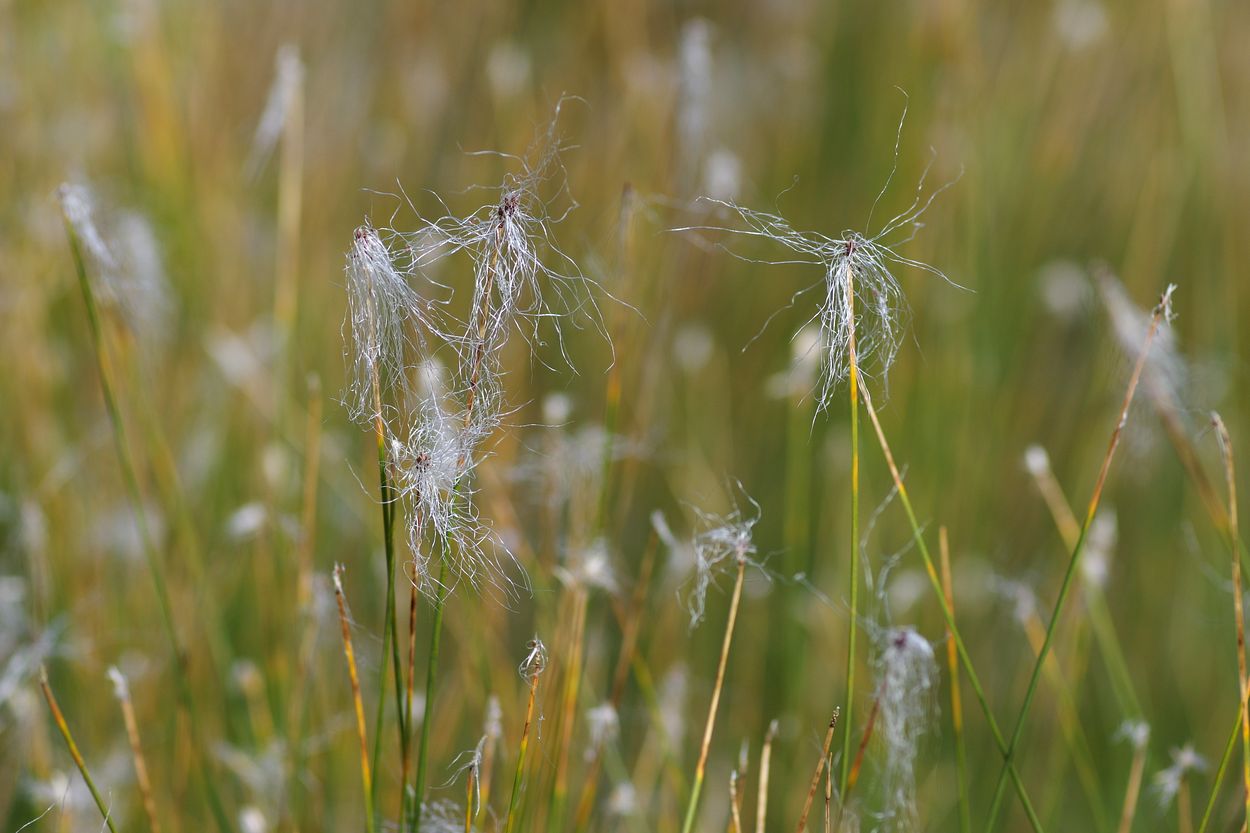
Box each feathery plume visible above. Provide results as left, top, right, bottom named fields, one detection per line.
left=870, top=626, right=939, bottom=831
left=676, top=108, right=958, bottom=407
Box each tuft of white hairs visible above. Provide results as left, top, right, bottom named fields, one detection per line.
left=870, top=626, right=939, bottom=831
left=58, top=182, right=173, bottom=342
left=342, top=223, right=437, bottom=431
left=657, top=485, right=761, bottom=629
left=394, top=97, right=607, bottom=406
left=1117, top=720, right=1151, bottom=752
left=1096, top=273, right=1184, bottom=404
left=676, top=105, right=959, bottom=409
left=246, top=44, right=303, bottom=177
left=584, top=702, right=620, bottom=761
left=1152, top=743, right=1207, bottom=808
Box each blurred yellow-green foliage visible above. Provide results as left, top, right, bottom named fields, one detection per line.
left=3, top=0, right=1250, bottom=831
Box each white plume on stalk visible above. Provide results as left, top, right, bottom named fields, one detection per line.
left=657, top=485, right=762, bottom=629
left=58, top=183, right=173, bottom=342
left=395, top=97, right=606, bottom=402
left=1096, top=272, right=1184, bottom=402
left=1152, top=744, right=1207, bottom=808
left=246, top=43, right=303, bottom=177
left=676, top=106, right=959, bottom=408
left=342, top=223, right=441, bottom=432
left=869, top=626, right=939, bottom=831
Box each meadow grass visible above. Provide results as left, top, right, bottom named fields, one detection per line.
left=4, top=3, right=1250, bottom=833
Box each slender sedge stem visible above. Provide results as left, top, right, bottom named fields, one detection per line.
left=1197, top=683, right=1250, bottom=833
left=414, top=558, right=449, bottom=831
left=334, top=566, right=376, bottom=833
left=940, top=528, right=972, bottom=833
left=730, top=770, right=743, bottom=833
left=1027, top=447, right=1142, bottom=718
left=859, top=387, right=1042, bottom=831
left=1213, top=415, right=1250, bottom=828
left=1179, top=778, right=1194, bottom=833
left=840, top=263, right=861, bottom=798
left=756, top=719, right=779, bottom=833
left=796, top=710, right=840, bottom=833
left=40, top=668, right=119, bottom=833
left=62, top=214, right=232, bottom=833
left=402, top=577, right=419, bottom=829
left=552, top=587, right=590, bottom=829
left=985, top=290, right=1170, bottom=832
left=1117, top=739, right=1148, bottom=833
left=504, top=654, right=544, bottom=833
left=464, top=758, right=476, bottom=833
left=111, top=669, right=162, bottom=833
left=681, top=558, right=748, bottom=833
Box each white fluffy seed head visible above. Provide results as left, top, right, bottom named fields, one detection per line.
left=343, top=223, right=427, bottom=430
left=584, top=702, right=620, bottom=760
left=1023, top=444, right=1051, bottom=478
left=871, top=626, right=939, bottom=831
left=1096, top=272, right=1185, bottom=404
left=1153, top=743, right=1207, bottom=808
left=680, top=173, right=955, bottom=408
left=1117, top=720, right=1151, bottom=752
left=659, top=486, right=760, bottom=629
left=58, top=183, right=172, bottom=342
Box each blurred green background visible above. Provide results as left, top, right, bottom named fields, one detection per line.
left=2, top=0, right=1248, bottom=831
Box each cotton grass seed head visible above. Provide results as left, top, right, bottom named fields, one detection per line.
left=871, top=626, right=939, bottom=831
left=1153, top=743, right=1207, bottom=808
left=343, top=223, right=435, bottom=430
left=677, top=113, right=957, bottom=408
left=397, top=98, right=605, bottom=401
left=662, top=485, right=761, bottom=629
left=58, top=182, right=173, bottom=342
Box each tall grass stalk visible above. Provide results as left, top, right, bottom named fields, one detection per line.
left=681, top=556, right=748, bottom=833
left=334, top=565, right=377, bottom=833
left=858, top=386, right=1043, bottom=830
left=756, top=719, right=778, bottom=833
left=109, top=667, right=162, bottom=833
left=61, top=209, right=232, bottom=833
left=550, top=584, right=590, bottom=830
left=1116, top=732, right=1148, bottom=833
left=840, top=265, right=862, bottom=798
left=1213, top=414, right=1249, bottom=827
left=939, top=528, right=972, bottom=833
left=984, top=286, right=1174, bottom=831
left=796, top=709, right=839, bottom=833
left=504, top=639, right=547, bottom=833
left=1197, top=683, right=1250, bottom=833
left=1026, top=448, right=1142, bottom=718
left=39, top=667, right=120, bottom=833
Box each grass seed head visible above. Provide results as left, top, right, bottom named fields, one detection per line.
left=870, top=626, right=939, bottom=831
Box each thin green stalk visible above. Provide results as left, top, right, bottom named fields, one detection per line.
left=62, top=213, right=233, bottom=833
left=985, top=290, right=1170, bottom=832
left=368, top=427, right=408, bottom=817
left=1213, top=415, right=1249, bottom=828
left=940, top=528, right=972, bottom=833
left=413, top=556, right=450, bottom=832
left=681, top=558, right=748, bottom=833
left=504, top=643, right=545, bottom=833
left=40, top=667, right=120, bottom=833
left=840, top=264, right=861, bottom=798
left=1197, top=683, right=1250, bottom=833
left=860, top=388, right=1042, bottom=832
left=334, top=566, right=377, bottom=833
